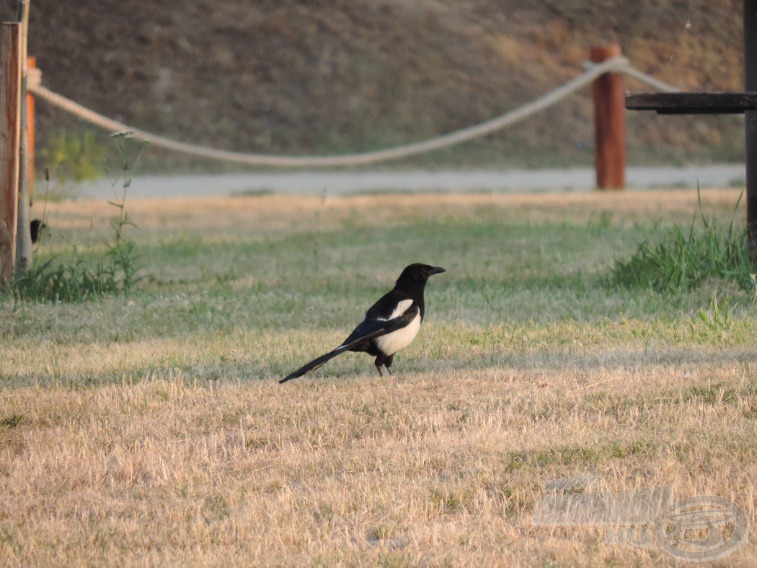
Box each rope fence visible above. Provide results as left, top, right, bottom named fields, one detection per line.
left=27, top=56, right=678, bottom=168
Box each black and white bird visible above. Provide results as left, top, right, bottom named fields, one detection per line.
left=280, top=263, right=445, bottom=383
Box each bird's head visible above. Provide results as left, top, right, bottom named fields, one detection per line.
left=396, top=263, right=446, bottom=288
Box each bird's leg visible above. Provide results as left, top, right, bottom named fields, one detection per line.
left=374, top=357, right=384, bottom=376
left=384, top=354, right=394, bottom=375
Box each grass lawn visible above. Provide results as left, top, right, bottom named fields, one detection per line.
left=1, top=188, right=755, bottom=566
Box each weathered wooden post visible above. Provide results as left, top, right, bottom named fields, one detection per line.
left=15, top=0, right=32, bottom=274
left=591, top=44, right=626, bottom=190
left=0, top=23, right=22, bottom=284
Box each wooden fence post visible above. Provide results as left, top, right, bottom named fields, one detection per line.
left=0, top=23, right=22, bottom=284
left=15, top=0, right=32, bottom=274
left=591, top=44, right=626, bottom=190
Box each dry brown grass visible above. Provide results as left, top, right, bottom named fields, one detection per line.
left=1, top=365, right=754, bottom=566
left=1, top=190, right=755, bottom=566
left=42, top=188, right=745, bottom=241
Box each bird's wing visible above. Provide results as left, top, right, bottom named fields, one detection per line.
left=279, top=305, right=419, bottom=383
left=340, top=303, right=417, bottom=349
left=343, top=296, right=415, bottom=346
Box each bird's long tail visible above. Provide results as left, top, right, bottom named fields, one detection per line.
left=279, top=306, right=419, bottom=383
left=279, top=346, right=348, bottom=383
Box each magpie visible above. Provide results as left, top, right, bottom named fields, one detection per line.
left=280, top=263, right=445, bottom=383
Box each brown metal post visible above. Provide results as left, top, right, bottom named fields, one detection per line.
left=591, top=44, right=626, bottom=190
left=0, top=23, right=22, bottom=284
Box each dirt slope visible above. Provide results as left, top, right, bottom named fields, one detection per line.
left=0, top=1, right=745, bottom=171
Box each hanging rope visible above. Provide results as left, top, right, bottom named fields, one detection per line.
left=27, top=56, right=678, bottom=168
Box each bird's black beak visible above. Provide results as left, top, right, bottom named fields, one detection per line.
left=428, top=266, right=446, bottom=276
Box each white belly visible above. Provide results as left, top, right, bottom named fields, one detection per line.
left=374, top=312, right=422, bottom=356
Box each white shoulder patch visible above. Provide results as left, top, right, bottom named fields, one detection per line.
left=383, top=299, right=413, bottom=320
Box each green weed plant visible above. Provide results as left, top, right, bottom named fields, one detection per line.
left=5, top=132, right=146, bottom=303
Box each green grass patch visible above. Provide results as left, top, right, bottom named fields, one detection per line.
left=610, top=192, right=756, bottom=293
left=1, top=190, right=755, bottom=388
left=9, top=241, right=141, bottom=303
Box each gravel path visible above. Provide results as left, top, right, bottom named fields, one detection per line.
left=77, top=164, right=745, bottom=199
